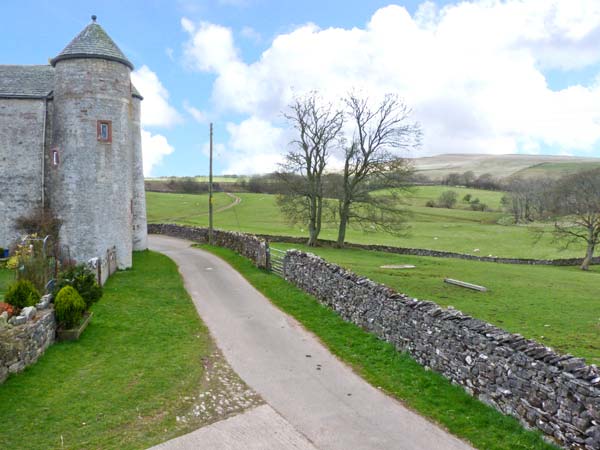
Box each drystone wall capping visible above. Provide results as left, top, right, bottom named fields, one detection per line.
left=0, top=296, right=56, bottom=385
left=255, top=233, right=600, bottom=267
left=282, top=250, right=600, bottom=450
left=147, top=224, right=269, bottom=269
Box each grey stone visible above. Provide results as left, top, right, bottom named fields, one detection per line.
left=1, top=309, right=56, bottom=385
left=36, top=294, right=52, bottom=310
left=21, top=306, right=36, bottom=321
left=9, top=315, right=26, bottom=326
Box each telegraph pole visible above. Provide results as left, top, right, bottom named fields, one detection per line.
left=208, top=123, right=214, bottom=245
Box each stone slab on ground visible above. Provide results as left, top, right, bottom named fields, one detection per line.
left=149, top=405, right=316, bottom=450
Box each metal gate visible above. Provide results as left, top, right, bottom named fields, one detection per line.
left=269, top=248, right=286, bottom=277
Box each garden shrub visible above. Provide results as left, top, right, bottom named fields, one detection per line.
left=54, top=286, right=86, bottom=329
left=54, top=265, right=102, bottom=309
left=437, top=190, right=458, bottom=209
left=4, top=280, right=40, bottom=309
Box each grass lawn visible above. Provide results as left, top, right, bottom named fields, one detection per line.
left=0, top=268, right=13, bottom=301
left=272, top=243, right=600, bottom=365
left=201, top=244, right=557, bottom=450
left=146, top=189, right=584, bottom=259
left=0, top=251, right=215, bottom=450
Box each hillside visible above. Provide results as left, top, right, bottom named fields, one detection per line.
left=411, top=153, right=600, bottom=180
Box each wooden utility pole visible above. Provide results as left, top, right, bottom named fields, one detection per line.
left=208, top=123, right=214, bottom=245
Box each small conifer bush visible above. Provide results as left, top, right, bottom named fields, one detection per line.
left=4, top=280, right=40, bottom=309
left=54, top=286, right=86, bottom=329
left=54, top=264, right=102, bottom=309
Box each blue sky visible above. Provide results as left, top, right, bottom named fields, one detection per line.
left=2, top=0, right=599, bottom=176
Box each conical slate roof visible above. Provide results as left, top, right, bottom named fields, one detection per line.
left=51, top=16, right=133, bottom=70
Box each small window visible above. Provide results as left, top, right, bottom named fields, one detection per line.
left=52, top=149, right=59, bottom=166
left=97, top=120, right=112, bottom=143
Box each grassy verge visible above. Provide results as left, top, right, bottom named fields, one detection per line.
left=0, top=251, right=213, bottom=450
left=272, top=243, right=600, bottom=365
left=200, top=244, right=557, bottom=450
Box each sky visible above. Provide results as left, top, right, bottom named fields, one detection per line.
left=2, top=0, right=600, bottom=176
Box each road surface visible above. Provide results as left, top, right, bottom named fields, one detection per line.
left=149, top=235, right=474, bottom=450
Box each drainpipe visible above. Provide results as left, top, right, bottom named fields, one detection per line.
left=41, top=96, right=48, bottom=209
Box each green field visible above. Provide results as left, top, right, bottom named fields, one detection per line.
left=0, top=252, right=215, bottom=449
left=146, top=188, right=584, bottom=259
left=272, top=243, right=600, bottom=365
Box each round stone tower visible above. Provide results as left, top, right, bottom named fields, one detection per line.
left=48, top=16, right=146, bottom=272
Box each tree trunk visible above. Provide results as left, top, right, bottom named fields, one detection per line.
left=307, top=195, right=318, bottom=246
left=315, top=195, right=323, bottom=243
left=336, top=200, right=350, bottom=248
left=581, top=241, right=595, bottom=271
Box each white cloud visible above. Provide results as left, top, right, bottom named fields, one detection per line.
left=182, top=1, right=600, bottom=172
left=182, top=19, right=239, bottom=72
left=183, top=100, right=207, bottom=123
left=141, top=129, right=175, bottom=176
left=131, top=65, right=182, bottom=128
left=221, top=116, right=286, bottom=174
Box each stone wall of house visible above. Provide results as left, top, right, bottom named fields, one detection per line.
left=48, top=58, right=136, bottom=270
left=283, top=250, right=600, bottom=449
left=0, top=305, right=55, bottom=385
left=148, top=224, right=270, bottom=269
left=0, top=98, right=46, bottom=249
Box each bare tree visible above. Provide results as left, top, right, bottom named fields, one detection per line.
left=277, top=93, right=344, bottom=246
left=549, top=169, right=600, bottom=270
left=335, top=93, right=421, bottom=247
left=504, top=177, right=555, bottom=223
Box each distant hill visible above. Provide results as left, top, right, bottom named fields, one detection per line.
left=411, top=154, right=600, bottom=180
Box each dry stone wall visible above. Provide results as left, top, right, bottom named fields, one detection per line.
left=258, top=234, right=599, bottom=267
left=283, top=250, right=600, bottom=449
left=0, top=305, right=56, bottom=385
left=148, top=224, right=269, bottom=269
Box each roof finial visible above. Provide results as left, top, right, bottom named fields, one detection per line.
left=91, top=15, right=97, bottom=22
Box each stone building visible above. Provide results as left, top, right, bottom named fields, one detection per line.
left=0, top=16, right=147, bottom=281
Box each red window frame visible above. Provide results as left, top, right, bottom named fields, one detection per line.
left=97, top=120, right=112, bottom=143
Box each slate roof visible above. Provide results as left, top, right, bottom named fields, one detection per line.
left=1, top=19, right=141, bottom=100
left=0, top=65, right=54, bottom=98
left=51, top=21, right=134, bottom=70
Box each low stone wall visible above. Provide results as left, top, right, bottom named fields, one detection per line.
left=283, top=250, right=600, bottom=449
left=0, top=307, right=56, bottom=384
left=148, top=224, right=269, bottom=269
left=256, top=233, right=598, bottom=266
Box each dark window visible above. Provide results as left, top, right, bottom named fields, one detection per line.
left=97, top=120, right=112, bottom=143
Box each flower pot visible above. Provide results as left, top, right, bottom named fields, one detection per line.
left=56, top=311, right=93, bottom=342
